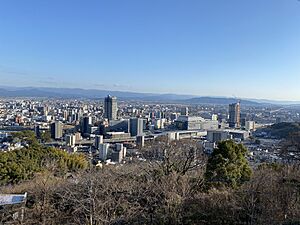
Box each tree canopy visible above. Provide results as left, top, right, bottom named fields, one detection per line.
left=0, top=131, right=88, bottom=185
left=205, top=140, right=252, bottom=188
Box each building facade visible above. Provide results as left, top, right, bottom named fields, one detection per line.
left=104, top=95, right=117, bottom=120
left=130, top=118, right=144, bottom=136
left=228, top=102, right=241, bottom=128
left=50, top=121, right=63, bottom=139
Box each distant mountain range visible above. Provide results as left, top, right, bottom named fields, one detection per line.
left=0, top=86, right=194, bottom=101
left=183, top=97, right=261, bottom=105
left=0, top=86, right=299, bottom=105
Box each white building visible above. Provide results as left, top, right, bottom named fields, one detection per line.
left=99, top=143, right=110, bottom=161
left=245, top=121, right=256, bottom=131
left=65, top=134, right=76, bottom=147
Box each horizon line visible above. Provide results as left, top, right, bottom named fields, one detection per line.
left=0, top=85, right=300, bottom=103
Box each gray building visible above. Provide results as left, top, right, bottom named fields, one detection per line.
left=111, top=143, right=126, bottom=163
left=229, top=102, right=241, bottom=128
left=99, top=143, right=110, bottom=161
left=207, top=130, right=231, bottom=143
left=136, top=135, right=145, bottom=148
left=50, top=121, right=63, bottom=139
left=181, top=107, right=189, bottom=116
left=130, top=118, right=144, bottom=136
left=104, top=95, right=117, bottom=120
left=175, top=116, right=205, bottom=130
left=109, top=119, right=130, bottom=133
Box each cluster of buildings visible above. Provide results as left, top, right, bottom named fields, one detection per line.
left=2, top=95, right=298, bottom=164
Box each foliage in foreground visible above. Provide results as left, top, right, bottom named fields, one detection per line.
left=205, top=140, right=252, bottom=188
left=1, top=163, right=300, bottom=225
left=0, top=131, right=88, bottom=185
left=1, top=138, right=300, bottom=225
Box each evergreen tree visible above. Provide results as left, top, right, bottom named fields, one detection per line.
left=205, top=140, right=252, bottom=188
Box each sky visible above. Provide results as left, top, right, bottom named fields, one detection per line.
left=0, top=0, right=300, bottom=100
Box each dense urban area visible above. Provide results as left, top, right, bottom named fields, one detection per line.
left=1, top=96, right=300, bottom=224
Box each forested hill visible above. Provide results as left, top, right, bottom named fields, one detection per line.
left=257, top=122, right=300, bottom=139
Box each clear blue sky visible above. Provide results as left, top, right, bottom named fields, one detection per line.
left=0, top=0, right=300, bottom=100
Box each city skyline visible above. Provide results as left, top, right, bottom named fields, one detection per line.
left=0, top=0, right=300, bottom=100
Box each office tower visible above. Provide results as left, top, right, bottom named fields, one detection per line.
left=41, top=106, right=49, bottom=116
left=81, top=116, right=92, bottom=136
left=181, top=107, right=189, bottom=116
left=130, top=118, right=144, bottom=136
left=240, top=113, right=247, bottom=127
left=99, top=143, right=110, bottom=161
left=95, top=135, right=103, bottom=150
left=228, top=102, right=241, bottom=128
left=136, top=135, right=145, bottom=148
left=50, top=121, right=63, bottom=139
left=66, top=134, right=76, bottom=147
left=63, top=110, right=68, bottom=120
left=104, top=95, right=117, bottom=120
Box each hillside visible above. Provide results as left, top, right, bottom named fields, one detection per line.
left=258, top=122, right=300, bottom=139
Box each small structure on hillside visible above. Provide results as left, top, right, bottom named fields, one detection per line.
left=0, top=193, right=27, bottom=223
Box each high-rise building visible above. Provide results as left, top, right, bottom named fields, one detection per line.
left=81, top=116, right=92, bottom=136
left=130, top=118, right=144, bottom=136
left=95, top=135, right=103, bottom=150
left=41, top=106, right=49, bottom=116
left=104, top=95, right=117, bottom=120
left=228, top=102, right=241, bottom=128
left=99, top=143, right=110, bottom=161
left=181, top=107, right=189, bottom=116
left=63, top=110, right=68, bottom=120
left=240, top=113, right=247, bottom=127
left=50, top=121, right=63, bottom=139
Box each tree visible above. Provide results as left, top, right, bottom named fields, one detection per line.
left=13, top=130, right=39, bottom=147
left=205, top=140, right=252, bottom=188
left=142, top=138, right=206, bottom=176
left=0, top=131, right=88, bottom=185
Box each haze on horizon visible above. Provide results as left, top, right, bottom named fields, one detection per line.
left=0, top=0, right=300, bottom=101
